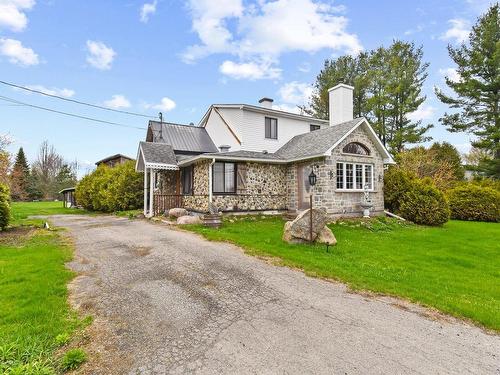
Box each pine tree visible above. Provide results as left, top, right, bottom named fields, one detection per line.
left=435, top=3, right=500, bottom=178
left=10, top=147, right=30, bottom=201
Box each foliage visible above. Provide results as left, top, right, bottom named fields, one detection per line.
left=60, top=349, right=87, bottom=371
left=76, top=160, right=143, bottom=212
left=309, top=40, right=432, bottom=153
left=435, top=4, right=500, bottom=178
left=395, top=143, right=464, bottom=190
left=399, top=179, right=450, bottom=226
left=447, top=184, right=500, bottom=222
left=186, top=216, right=500, bottom=330
left=383, top=166, right=417, bottom=213
left=10, top=147, right=31, bottom=201
left=0, top=183, right=11, bottom=230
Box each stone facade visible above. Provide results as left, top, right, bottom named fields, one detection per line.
left=156, top=125, right=385, bottom=217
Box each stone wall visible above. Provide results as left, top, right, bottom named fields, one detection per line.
left=183, top=160, right=210, bottom=212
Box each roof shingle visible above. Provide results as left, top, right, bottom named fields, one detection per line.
left=140, top=141, right=177, bottom=165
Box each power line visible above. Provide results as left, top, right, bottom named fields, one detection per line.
left=0, top=79, right=158, bottom=119
left=0, top=95, right=147, bottom=131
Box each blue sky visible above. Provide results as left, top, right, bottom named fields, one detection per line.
left=0, top=0, right=495, bottom=175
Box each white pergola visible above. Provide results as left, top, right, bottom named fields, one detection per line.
left=136, top=142, right=179, bottom=217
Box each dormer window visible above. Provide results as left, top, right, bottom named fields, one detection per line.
left=342, top=142, right=370, bottom=156
left=265, top=117, right=278, bottom=139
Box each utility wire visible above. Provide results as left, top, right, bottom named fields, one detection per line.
left=0, top=95, right=147, bottom=130
left=0, top=79, right=157, bottom=119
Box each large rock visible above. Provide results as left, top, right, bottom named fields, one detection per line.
left=316, top=226, right=337, bottom=245
left=176, top=215, right=202, bottom=225
left=289, top=208, right=328, bottom=241
left=169, top=207, right=188, bottom=218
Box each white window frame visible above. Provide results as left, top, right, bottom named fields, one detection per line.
left=336, top=162, right=374, bottom=192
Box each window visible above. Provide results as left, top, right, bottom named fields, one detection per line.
left=336, top=162, right=374, bottom=190
left=310, top=124, right=321, bottom=132
left=342, top=142, right=370, bottom=155
left=181, top=166, right=193, bottom=195
left=265, top=117, right=278, bottom=139
left=213, top=162, right=237, bottom=194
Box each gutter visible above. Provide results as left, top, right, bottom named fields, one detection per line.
left=178, top=153, right=327, bottom=167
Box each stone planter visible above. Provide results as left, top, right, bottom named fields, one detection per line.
left=203, top=214, right=222, bottom=228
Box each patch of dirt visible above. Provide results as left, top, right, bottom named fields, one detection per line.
left=0, top=226, right=35, bottom=245
left=132, top=246, right=152, bottom=257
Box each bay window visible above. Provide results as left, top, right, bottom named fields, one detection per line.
left=336, top=162, right=374, bottom=190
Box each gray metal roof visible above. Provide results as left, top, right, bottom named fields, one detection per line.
left=276, top=118, right=364, bottom=160
left=148, top=121, right=218, bottom=153
left=140, top=141, right=177, bottom=165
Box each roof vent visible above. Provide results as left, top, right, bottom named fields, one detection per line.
left=263, top=150, right=268, bottom=154
left=219, top=145, right=231, bottom=153
left=189, top=122, right=194, bottom=126
left=258, top=97, right=274, bottom=109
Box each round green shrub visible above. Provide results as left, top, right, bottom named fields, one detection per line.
left=383, top=167, right=417, bottom=213
left=399, top=180, right=450, bottom=226
left=0, top=183, right=11, bottom=230
left=60, top=348, right=86, bottom=371
left=447, top=184, right=500, bottom=222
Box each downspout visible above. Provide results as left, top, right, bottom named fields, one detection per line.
left=208, top=158, right=215, bottom=211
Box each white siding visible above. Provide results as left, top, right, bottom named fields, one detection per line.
left=204, top=108, right=242, bottom=151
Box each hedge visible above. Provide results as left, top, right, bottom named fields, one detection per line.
left=383, top=167, right=417, bottom=213
left=399, top=179, right=450, bottom=226
left=0, top=183, right=11, bottom=230
left=447, top=184, right=500, bottom=222
left=76, top=161, right=143, bottom=212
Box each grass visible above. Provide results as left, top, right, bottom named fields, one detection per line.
left=1, top=201, right=91, bottom=373
left=187, top=216, right=500, bottom=331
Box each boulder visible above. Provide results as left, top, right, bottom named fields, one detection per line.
left=135, top=213, right=146, bottom=219
left=288, top=208, right=328, bottom=241
left=316, top=226, right=337, bottom=246
left=169, top=207, right=188, bottom=218
left=176, top=215, right=202, bottom=225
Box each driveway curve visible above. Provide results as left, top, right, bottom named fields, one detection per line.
left=51, top=215, right=499, bottom=375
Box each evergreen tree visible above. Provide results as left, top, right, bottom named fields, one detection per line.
left=10, top=147, right=30, bottom=201
left=435, top=3, right=500, bottom=178
left=56, top=163, right=77, bottom=195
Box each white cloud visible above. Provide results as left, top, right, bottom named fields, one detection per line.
left=439, top=67, right=460, bottom=83
left=404, top=24, right=424, bottom=36
left=272, top=103, right=305, bottom=115
left=0, top=38, right=38, bottom=66
left=0, top=0, right=35, bottom=32
left=298, top=62, right=311, bottom=73
left=22, top=85, right=75, bottom=97
left=408, top=103, right=435, bottom=122
left=219, top=59, right=281, bottom=80
left=104, top=94, right=131, bottom=109
left=140, top=0, right=157, bottom=23
left=145, top=97, right=176, bottom=112
left=440, top=19, right=470, bottom=43
left=279, top=81, right=313, bottom=105
left=86, top=40, right=115, bottom=70
left=183, top=0, right=362, bottom=80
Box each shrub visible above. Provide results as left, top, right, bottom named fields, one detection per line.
left=383, top=167, right=417, bottom=213
left=60, top=349, right=86, bottom=371
left=399, top=180, right=450, bottom=226
left=76, top=161, right=143, bottom=212
left=0, top=183, right=11, bottom=230
left=447, top=184, right=500, bottom=222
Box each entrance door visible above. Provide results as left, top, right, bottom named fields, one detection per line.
left=297, top=164, right=312, bottom=210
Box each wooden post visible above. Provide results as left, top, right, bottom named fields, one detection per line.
left=310, top=193, right=313, bottom=243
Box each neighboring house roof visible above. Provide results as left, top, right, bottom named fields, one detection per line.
left=198, top=104, right=328, bottom=127
left=95, top=154, right=134, bottom=166
left=136, top=141, right=179, bottom=171
left=147, top=121, right=219, bottom=154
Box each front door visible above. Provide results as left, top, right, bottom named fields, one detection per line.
left=297, top=164, right=312, bottom=210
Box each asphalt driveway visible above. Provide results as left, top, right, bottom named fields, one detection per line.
left=51, top=215, right=499, bottom=375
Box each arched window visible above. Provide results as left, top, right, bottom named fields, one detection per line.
left=342, top=142, right=370, bottom=156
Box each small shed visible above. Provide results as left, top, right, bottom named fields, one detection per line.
left=59, top=187, right=76, bottom=208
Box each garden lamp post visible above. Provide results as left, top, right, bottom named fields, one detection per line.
left=308, top=167, right=317, bottom=243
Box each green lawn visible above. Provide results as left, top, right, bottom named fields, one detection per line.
left=187, top=216, right=500, bottom=331
left=1, top=201, right=89, bottom=373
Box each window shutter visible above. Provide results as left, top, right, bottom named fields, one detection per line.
left=237, top=163, right=247, bottom=194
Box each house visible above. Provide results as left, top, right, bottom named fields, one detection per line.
left=136, top=84, right=395, bottom=218
left=95, top=154, right=134, bottom=168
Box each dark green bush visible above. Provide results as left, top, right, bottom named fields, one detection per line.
left=399, top=180, right=450, bottom=226
left=60, top=348, right=86, bottom=371
left=75, top=161, right=143, bottom=212
left=0, top=183, right=10, bottom=230
left=447, top=184, right=500, bottom=222
left=383, top=167, right=417, bottom=213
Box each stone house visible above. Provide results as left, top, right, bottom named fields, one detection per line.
left=136, top=84, right=394, bottom=218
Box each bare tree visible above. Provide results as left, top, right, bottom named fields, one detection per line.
left=0, top=134, right=12, bottom=185
left=31, top=140, right=64, bottom=199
